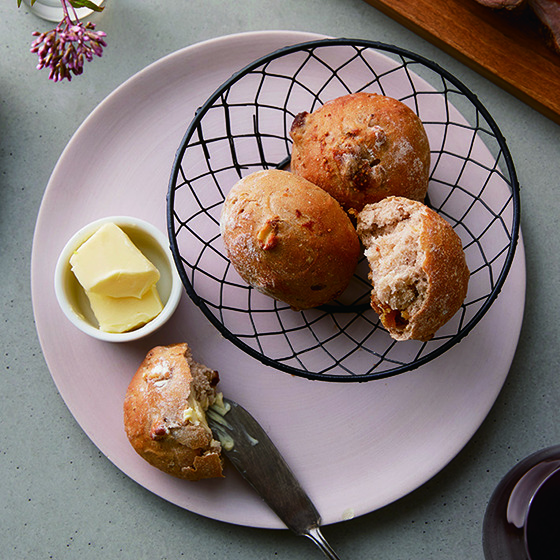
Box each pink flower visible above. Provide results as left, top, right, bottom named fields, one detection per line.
left=27, top=0, right=107, bottom=82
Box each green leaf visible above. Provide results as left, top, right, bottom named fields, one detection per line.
left=68, top=0, right=105, bottom=12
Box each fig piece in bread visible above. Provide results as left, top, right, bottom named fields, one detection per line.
left=356, top=197, right=469, bottom=341
left=123, top=343, right=223, bottom=480
left=220, top=169, right=361, bottom=311
left=290, top=92, right=431, bottom=214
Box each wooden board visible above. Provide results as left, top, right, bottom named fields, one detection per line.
left=362, top=0, right=560, bottom=125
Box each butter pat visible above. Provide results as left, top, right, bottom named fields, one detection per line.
left=70, top=222, right=160, bottom=298
left=87, top=285, right=164, bottom=333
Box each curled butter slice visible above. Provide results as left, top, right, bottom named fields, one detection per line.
left=86, top=285, right=163, bottom=333
left=70, top=222, right=160, bottom=298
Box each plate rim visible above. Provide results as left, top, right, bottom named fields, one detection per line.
left=30, top=30, right=527, bottom=529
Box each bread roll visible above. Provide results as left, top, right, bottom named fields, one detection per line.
left=356, top=197, right=469, bottom=341
left=290, top=92, right=430, bottom=213
left=123, top=343, right=223, bottom=480
left=220, top=169, right=360, bottom=310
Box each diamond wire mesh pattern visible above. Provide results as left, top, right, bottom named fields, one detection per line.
left=167, top=38, right=520, bottom=382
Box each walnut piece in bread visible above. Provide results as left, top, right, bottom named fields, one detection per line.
left=290, top=92, right=431, bottom=214
left=123, top=343, right=223, bottom=480
left=356, top=197, right=469, bottom=341
left=220, top=169, right=361, bottom=310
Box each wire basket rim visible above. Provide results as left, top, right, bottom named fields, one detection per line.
left=167, top=37, right=521, bottom=382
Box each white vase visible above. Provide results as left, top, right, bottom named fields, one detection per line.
left=23, top=0, right=105, bottom=22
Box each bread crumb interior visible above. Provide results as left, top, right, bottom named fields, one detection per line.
left=362, top=206, right=428, bottom=329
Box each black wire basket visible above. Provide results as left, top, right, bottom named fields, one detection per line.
left=167, top=38, right=520, bottom=382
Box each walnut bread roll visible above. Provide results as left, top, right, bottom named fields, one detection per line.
left=356, top=197, right=470, bottom=342
left=123, top=343, right=223, bottom=480
left=220, top=169, right=361, bottom=310
left=290, top=92, right=431, bottom=214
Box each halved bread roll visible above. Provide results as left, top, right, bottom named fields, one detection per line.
left=123, top=343, right=223, bottom=480
left=356, top=197, right=469, bottom=341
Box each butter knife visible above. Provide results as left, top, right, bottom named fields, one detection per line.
left=207, top=397, right=342, bottom=560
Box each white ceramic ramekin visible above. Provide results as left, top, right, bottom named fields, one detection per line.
left=54, top=216, right=182, bottom=342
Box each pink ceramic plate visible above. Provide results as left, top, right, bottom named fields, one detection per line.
left=31, top=31, right=526, bottom=529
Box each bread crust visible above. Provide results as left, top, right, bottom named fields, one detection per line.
left=123, top=343, right=223, bottom=480
left=290, top=92, right=430, bottom=213
left=220, top=169, right=361, bottom=310
left=356, top=197, right=469, bottom=341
